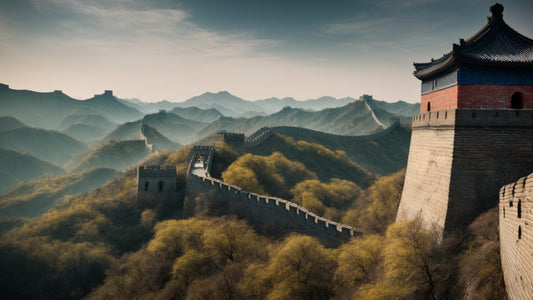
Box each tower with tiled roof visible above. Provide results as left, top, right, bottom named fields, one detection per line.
left=396, top=3, right=533, bottom=240
left=415, top=3, right=533, bottom=113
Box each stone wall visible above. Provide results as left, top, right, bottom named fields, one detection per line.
left=244, top=120, right=400, bottom=148
left=214, top=132, right=245, bottom=148
left=137, top=165, right=179, bottom=206
left=500, top=173, right=533, bottom=300
left=397, top=109, right=533, bottom=239
left=186, top=173, right=360, bottom=247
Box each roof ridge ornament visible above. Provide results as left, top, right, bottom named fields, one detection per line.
left=489, top=3, right=504, bottom=20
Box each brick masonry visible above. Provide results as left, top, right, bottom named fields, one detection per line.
left=397, top=109, right=533, bottom=239
left=137, top=165, right=179, bottom=206
left=500, top=173, right=533, bottom=300
left=421, top=85, right=458, bottom=113
left=420, top=85, right=533, bottom=113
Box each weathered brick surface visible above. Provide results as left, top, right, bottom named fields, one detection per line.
left=458, top=85, right=533, bottom=109
left=137, top=165, right=180, bottom=207
left=500, top=173, right=533, bottom=300
left=397, top=109, right=533, bottom=238
left=420, top=85, right=533, bottom=113
left=395, top=117, right=454, bottom=237
left=421, top=85, right=458, bottom=113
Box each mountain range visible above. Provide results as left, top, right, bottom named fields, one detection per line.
left=0, top=86, right=141, bottom=129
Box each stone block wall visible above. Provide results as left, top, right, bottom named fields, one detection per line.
left=137, top=165, right=179, bottom=205
left=214, top=132, right=245, bottom=148
left=395, top=113, right=455, bottom=238
left=397, top=109, right=533, bottom=238
left=186, top=173, right=360, bottom=247
left=500, top=173, right=533, bottom=300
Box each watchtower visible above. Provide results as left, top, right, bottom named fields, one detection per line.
left=396, top=3, right=533, bottom=239
left=137, top=165, right=178, bottom=205
left=214, top=131, right=245, bottom=148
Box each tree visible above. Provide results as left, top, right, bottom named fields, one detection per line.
left=242, top=234, right=336, bottom=300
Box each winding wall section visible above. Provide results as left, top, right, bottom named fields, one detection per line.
left=186, top=145, right=362, bottom=247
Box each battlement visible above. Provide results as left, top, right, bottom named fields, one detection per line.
left=215, top=132, right=245, bottom=147
left=138, top=165, right=176, bottom=177
left=500, top=173, right=533, bottom=300
left=187, top=173, right=361, bottom=246
left=243, top=121, right=400, bottom=148
left=185, top=143, right=362, bottom=246
left=54, top=90, right=62, bottom=94
left=0, top=83, right=9, bottom=90
left=412, top=109, right=533, bottom=129
left=359, top=94, right=373, bottom=102
left=104, top=90, right=113, bottom=96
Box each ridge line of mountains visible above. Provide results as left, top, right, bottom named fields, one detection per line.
left=0, top=83, right=418, bottom=197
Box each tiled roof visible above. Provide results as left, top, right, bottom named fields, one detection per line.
left=414, top=3, right=533, bottom=80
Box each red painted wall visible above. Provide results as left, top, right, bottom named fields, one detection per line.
left=421, top=85, right=458, bottom=113
left=420, top=84, right=533, bottom=113
left=458, top=85, right=533, bottom=109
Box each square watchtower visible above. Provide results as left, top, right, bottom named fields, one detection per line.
left=137, top=165, right=178, bottom=206
left=396, top=3, right=533, bottom=239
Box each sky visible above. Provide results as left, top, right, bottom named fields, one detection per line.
left=1, top=0, right=532, bottom=103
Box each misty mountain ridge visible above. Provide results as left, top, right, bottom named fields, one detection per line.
left=0, top=127, right=87, bottom=166
left=0, top=116, right=28, bottom=132
left=0, top=149, right=65, bottom=194
left=64, top=140, right=152, bottom=173
left=168, top=106, right=224, bottom=123
left=194, top=99, right=400, bottom=141
left=0, top=167, right=121, bottom=222
left=0, top=85, right=142, bottom=129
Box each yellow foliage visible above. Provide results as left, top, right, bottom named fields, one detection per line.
left=342, top=170, right=405, bottom=233
left=253, top=234, right=336, bottom=300
left=334, top=234, right=384, bottom=287
left=222, top=152, right=317, bottom=198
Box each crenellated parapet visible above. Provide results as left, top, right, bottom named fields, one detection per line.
left=137, top=165, right=179, bottom=205
left=243, top=120, right=400, bottom=148
left=500, top=173, right=533, bottom=300
left=185, top=143, right=361, bottom=246
left=411, top=109, right=533, bottom=129
left=186, top=173, right=360, bottom=246
left=214, top=132, right=245, bottom=148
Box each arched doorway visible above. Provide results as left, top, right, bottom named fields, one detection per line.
left=511, top=92, right=523, bottom=109
left=427, top=102, right=431, bottom=112
left=158, top=181, right=164, bottom=192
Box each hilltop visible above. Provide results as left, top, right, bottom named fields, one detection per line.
left=65, top=140, right=152, bottom=172
left=0, top=149, right=65, bottom=194
left=0, top=127, right=87, bottom=165
left=0, top=86, right=141, bottom=129
left=0, top=167, right=121, bottom=223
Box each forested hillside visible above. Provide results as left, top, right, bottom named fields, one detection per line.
left=0, top=136, right=505, bottom=299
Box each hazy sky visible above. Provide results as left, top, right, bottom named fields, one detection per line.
left=1, top=0, right=532, bottom=103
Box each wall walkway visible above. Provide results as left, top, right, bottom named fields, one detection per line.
left=186, top=145, right=361, bottom=247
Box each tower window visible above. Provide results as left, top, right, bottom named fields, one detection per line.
left=158, top=181, right=164, bottom=192
left=144, top=181, right=149, bottom=191
left=518, top=226, right=522, bottom=240
left=427, top=102, right=431, bottom=112
left=511, top=92, right=523, bottom=109
left=518, top=200, right=522, bottom=218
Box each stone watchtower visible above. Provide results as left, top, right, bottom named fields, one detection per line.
left=396, top=3, right=533, bottom=239
left=214, top=131, right=245, bottom=148
left=137, top=166, right=178, bottom=205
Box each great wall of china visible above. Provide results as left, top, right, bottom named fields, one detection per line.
left=136, top=115, right=401, bottom=246
left=185, top=145, right=362, bottom=247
